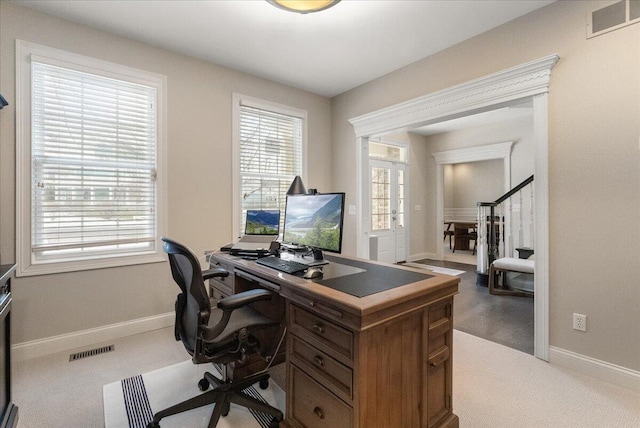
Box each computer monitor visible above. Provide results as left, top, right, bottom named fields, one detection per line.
left=282, top=192, right=345, bottom=263
left=245, top=210, right=280, bottom=235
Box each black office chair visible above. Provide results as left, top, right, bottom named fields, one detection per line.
left=148, top=237, right=283, bottom=428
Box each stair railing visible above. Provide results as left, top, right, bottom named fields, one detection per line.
left=476, top=175, right=534, bottom=285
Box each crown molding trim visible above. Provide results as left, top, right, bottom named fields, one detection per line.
left=349, top=54, right=559, bottom=137
left=432, top=142, right=513, bottom=165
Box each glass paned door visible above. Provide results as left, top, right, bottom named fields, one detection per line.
left=370, top=159, right=406, bottom=263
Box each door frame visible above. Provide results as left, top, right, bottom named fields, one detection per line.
left=369, top=156, right=409, bottom=263
left=349, top=54, right=559, bottom=361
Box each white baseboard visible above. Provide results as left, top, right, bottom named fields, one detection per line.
left=549, top=346, right=640, bottom=393
left=408, top=252, right=438, bottom=262
left=12, top=312, right=174, bottom=362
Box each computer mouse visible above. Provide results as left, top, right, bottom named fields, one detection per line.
left=303, top=267, right=323, bottom=279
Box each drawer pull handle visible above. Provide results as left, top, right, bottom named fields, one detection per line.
left=313, top=406, right=325, bottom=419
left=313, top=323, right=325, bottom=334
left=313, top=355, right=325, bottom=367
left=428, top=346, right=450, bottom=367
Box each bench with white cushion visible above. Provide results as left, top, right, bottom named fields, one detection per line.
left=489, top=257, right=534, bottom=297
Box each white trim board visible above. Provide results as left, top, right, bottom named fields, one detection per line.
left=549, top=347, right=640, bottom=393
left=12, top=312, right=174, bottom=362
left=349, top=54, right=559, bottom=362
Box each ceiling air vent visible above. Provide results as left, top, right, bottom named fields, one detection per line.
left=587, top=0, right=640, bottom=38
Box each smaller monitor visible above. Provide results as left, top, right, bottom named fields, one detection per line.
left=282, top=193, right=345, bottom=263
left=245, top=210, right=280, bottom=235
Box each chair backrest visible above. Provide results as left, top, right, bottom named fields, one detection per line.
left=162, top=237, right=210, bottom=356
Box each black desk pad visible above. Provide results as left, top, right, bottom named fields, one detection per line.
left=314, top=255, right=433, bottom=298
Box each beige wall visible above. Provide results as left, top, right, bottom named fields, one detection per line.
left=0, top=3, right=332, bottom=343
left=331, top=0, right=640, bottom=371
left=447, top=160, right=504, bottom=208
left=2, top=0, right=638, bottom=374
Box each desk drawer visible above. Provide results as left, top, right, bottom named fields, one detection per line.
left=290, top=364, right=352, bottom=428
left=290, top=304, right=353, bottom=362
left=425, top=298, right=453, bottom=428
left=290, top=335, right=353, bottom=401
left=209, top=260, right=233, bottom=296
left=427, top=300, right=452, bottom=352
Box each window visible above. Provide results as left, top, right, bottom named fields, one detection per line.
left=371, top=166, right=391, bottom=231
left=16, top=41, right=167, bottom=276
left=232, top=95, right=306, bottom=237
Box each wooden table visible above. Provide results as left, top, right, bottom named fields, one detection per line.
left=209, top=252, right=460, bottom=428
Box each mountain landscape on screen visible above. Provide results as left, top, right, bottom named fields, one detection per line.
left=246, top=210, right=279, bottom=234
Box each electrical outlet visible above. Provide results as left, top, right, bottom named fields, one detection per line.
left=573, top=313, right=587, bottom=332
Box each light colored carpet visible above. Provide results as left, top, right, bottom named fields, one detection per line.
left=103, top=360, right=285, bottom=427
left=453, top=330, right=640, bottom=427
left=13, top=326, right=640, bottom=427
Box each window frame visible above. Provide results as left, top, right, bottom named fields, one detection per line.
left=15, top=40, right=167, bottom=277
left=232, top=94, right=308, bottom=239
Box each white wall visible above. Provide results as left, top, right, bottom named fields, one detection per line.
left=0, top=2, right=332, bottom=344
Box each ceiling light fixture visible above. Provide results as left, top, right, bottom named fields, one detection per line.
left=267, top=0, right=340, bottom=14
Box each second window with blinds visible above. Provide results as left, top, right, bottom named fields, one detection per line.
left=232, top=95, right=307, bottom=238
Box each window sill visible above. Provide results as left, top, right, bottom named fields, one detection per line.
left=16, top=252, right=166, bottom=277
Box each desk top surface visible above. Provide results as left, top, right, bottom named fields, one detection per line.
left=214, top=252, right=459, bottom=322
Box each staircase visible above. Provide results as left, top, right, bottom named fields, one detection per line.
left=476, top=175, right=534, bottom=284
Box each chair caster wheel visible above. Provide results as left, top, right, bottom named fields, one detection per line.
left=198, top=378, right=210, bottom=391
left=259, top=378, right=269, bottom=389
left=269, top=418, right=280, bottom=428
left=147, top=421, right=160, bottom=428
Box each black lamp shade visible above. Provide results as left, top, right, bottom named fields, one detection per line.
left=286, top=176, right=307, bottom=195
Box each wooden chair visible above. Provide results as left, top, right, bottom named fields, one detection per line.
left=443, top=222, right=454, bottom=249
left=452, top=222, right=476, bottom=253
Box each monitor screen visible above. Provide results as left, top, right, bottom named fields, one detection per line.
left=283, top=193, right=345, bottom=254
left=245, top=210, right=280, bottom=235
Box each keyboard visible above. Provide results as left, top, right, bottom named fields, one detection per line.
left=256, top=256, right=308, bottom=274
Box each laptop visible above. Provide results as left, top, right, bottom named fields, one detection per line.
left=231, top=210, right=280, bottom=252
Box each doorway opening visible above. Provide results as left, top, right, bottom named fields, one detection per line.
left=349, top=55, right=558, bottom=360
left=443, top=159, right=504, bottom=265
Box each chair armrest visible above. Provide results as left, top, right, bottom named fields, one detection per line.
left=218, top=288, right=272, bottom=311
left=201, top=289, right=273, bottom=342
left=202, top=267, right=229, bottom=280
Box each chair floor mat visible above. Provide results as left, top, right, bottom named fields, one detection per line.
left=103, top=359, right=285, bottom=428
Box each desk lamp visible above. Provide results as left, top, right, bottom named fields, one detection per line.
left=286, top=176, right=307, bottom=195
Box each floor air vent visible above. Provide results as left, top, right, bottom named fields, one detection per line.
left=69, top=345, right=114, bottom=361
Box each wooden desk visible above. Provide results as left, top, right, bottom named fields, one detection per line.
left=209, top=253, right=459, bottom=428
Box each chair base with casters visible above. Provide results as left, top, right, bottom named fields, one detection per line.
left=147, top=364, right=282, bottom=428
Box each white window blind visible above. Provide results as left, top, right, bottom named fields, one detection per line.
left=238, top=103, right=303, bottom=232
left=30, top=60, right=158, bottom=261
